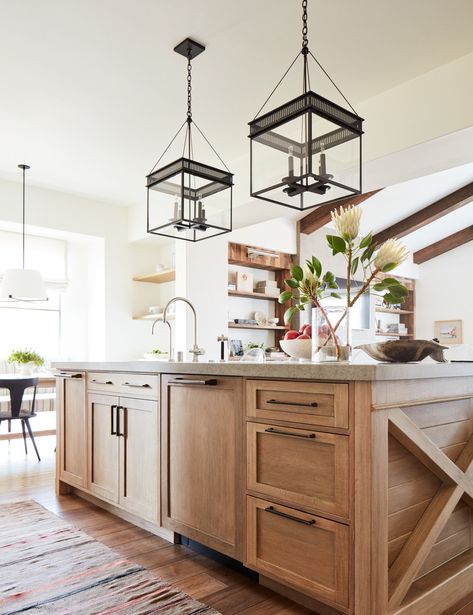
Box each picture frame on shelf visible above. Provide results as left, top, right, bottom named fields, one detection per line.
left=229, top=339, right=244, bottom=357
left=434, top=319, right=463, bottom=345
left=236, top=271, right=253, bottom=293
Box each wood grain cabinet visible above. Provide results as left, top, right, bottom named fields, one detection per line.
left=56, top=372, right=87, bottom=489
left=161, top=375, right=244, bottom=559
left=246, top=496, right=350, bottom=610
left=247, top=422, right=349, bottom=518
left=246, top=379, right=349, bottom=429
left=88, top=392, right=159, bottom=523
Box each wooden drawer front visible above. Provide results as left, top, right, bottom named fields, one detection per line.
left=247, top=423, right=349, bottom=518
left=246, top=380, right=349, bottom=429
left=88, top=372, right=159, bottom=399
left=246, top=496, right=349, bottom=609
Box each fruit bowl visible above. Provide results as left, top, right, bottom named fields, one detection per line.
left=279, top=338, right=312, bottom=360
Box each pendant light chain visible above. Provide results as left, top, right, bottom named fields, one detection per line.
left=187, top=54, right=192, bottom=123
left=302, top=0, right=308, bottom=52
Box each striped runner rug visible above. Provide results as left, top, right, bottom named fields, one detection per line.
left=0, top=500, right=220, bottom=615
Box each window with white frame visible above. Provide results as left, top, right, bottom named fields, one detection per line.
left=0, top=230, right=68, bottom=362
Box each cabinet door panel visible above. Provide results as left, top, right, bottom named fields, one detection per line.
left=246, top=496, right=350, bottom=609
left=162, top=375, right=243, bottom=559
left=56, top=373, right=87, bottom=488
left=247, top=423, right=349, bottom=518
left=119, top=397, right=159, bottom=523
left=88, top=393, right=119, bottom=503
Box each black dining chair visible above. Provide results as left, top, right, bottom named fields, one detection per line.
left=0, top=377, right=41, bottom=461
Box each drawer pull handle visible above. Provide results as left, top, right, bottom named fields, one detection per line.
left=110, top=405, right=117, bottom=435
left=123, top=382, right=151, bottom=388
left=265, top=427, right=316, bottom=440
left=267, top=399, right=318, bottom=408
left=91, top=379, right=114, bottom=385
left=56, top=372, right=83, bottom=379
left=169, top=378, right=217, bottom=386
left=265, top=506, right=316, bottom=526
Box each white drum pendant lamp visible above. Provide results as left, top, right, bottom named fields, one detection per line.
left=1, top=165, right=47, bottom=301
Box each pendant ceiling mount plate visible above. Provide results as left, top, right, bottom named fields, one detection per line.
left=173, top=38, right=205, bottom=60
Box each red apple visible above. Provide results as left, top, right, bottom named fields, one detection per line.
left=299, top=323, right=309, bottom=334
left=297, top=333, right=311, bottom=340
left=284, top=330, right=299, bottom=340
left=303, top=324, right=312, bottom=338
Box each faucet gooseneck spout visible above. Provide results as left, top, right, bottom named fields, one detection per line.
left=162, top=296, right=205, bottom=362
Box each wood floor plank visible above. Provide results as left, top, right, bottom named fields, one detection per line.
left=0, top=435, right=316, bottom=614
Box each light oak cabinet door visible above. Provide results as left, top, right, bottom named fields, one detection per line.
left=56, top=373, right=87, bottom=488
left=246, top=496, right=350, bottom=610
left=162, top=375, right=244, bottom=559
left=119, top=397, right=159, bottom=523
left=88, top=393, right=120, bottom=504
left=247, top=422, right=350, bottom=519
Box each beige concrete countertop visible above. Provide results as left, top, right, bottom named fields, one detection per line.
left=52, top=360, right=473, bottom=381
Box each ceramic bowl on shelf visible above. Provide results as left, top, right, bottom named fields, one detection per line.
left=279, top=339, right=312, bottom=360
left=268, top=317, right=279, bottom=326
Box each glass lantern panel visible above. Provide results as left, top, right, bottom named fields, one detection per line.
left=147, top=170, right=184, bottom=235
left=251, top=111, right=361, bottom=210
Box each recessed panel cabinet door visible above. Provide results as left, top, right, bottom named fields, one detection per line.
left=119, top=398, right=159, bottom=523
left=88, top=393, right=119, bottom=503
left=56, top=373, right=87, bottom=488
left=162, top=375, right=244, bottom=560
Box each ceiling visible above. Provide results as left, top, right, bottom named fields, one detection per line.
left=1, top=0, right=473, bottom=212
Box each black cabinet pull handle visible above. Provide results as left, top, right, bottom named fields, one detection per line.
left=116, top=405, right=121, bottom=437
left=265, top=506, right=316, bottom=526
left=123, top=382, right=151, bottom=388
left=264, top=427, right=316, bottom=440
left=169, top=378, right=217, bottom=386
left=267, top=399, right=318, bottom=408
left=110, top=405, right=117, bottom=435
left=92, top=379, right=113, bottom=385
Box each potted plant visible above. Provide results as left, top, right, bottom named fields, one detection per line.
left=7, top=348, right=44, bottom=375
left=280, top=205, right=409, bottom=362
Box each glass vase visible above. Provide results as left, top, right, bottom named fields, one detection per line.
left=312, top=306, right=352, bottom=362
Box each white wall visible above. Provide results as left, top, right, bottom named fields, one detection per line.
left=416, top=242, right=472, bottom=346
left=0, top=177, right=170, bottom=360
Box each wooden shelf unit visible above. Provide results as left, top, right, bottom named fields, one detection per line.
left=374, top=274, right=416, bottom=339
left=132, top=269, right=175, bottom=284
left=229, top=323, right=288, bottom=331
left=228, top=242, right=294, bottom=345
left=228, top=290, right=280, bottom=301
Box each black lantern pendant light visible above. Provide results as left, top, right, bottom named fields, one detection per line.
left=249, top=0, right=364, bottom=211
left=146, top=38, right=233, bottom=242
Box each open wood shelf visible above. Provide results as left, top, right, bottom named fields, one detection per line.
left=375, top=331, right=414, bottom=337
left=375, top=307, right=414, bottom=315
left=133, top=313, right=175, bottom=321
left=132, top=269, right=175, bottom=284
left=228, top=323, right=287, bottom=331
left=228, top=290, right=279, bottom=301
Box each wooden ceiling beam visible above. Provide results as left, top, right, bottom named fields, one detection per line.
left=372, top=182, right=473, bottom=245
left=413, top=225, right=473, bottom=264
left=299, top=189, right=383, bottom=235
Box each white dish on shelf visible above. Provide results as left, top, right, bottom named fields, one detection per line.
left=149, top=305, right=163, bottom=314
left=143, top=352, right=169, bottom=361
left=254, top=311, right=268, bottom=326
left=268, top=317, right=279, bottom=326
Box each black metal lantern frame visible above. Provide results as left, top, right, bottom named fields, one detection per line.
left=249, top=0, right=364, bottom=211
left=147, top=38, right=233, bottom=242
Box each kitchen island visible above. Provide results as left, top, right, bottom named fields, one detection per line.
left=53, top=360, right=473, bottom=615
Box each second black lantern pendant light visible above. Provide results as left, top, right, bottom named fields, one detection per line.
left=146, top=38, right=234, bottom=242
left=248, top=0, right=364, bottom=211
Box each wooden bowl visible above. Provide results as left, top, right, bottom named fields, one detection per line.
left=356, top=339, right=448, bottom=363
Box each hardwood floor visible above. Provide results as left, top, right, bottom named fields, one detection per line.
left=0, top=436, right=311, bottom=615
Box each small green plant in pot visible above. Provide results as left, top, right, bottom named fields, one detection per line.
left=7, top=348, right=44, bottom=375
